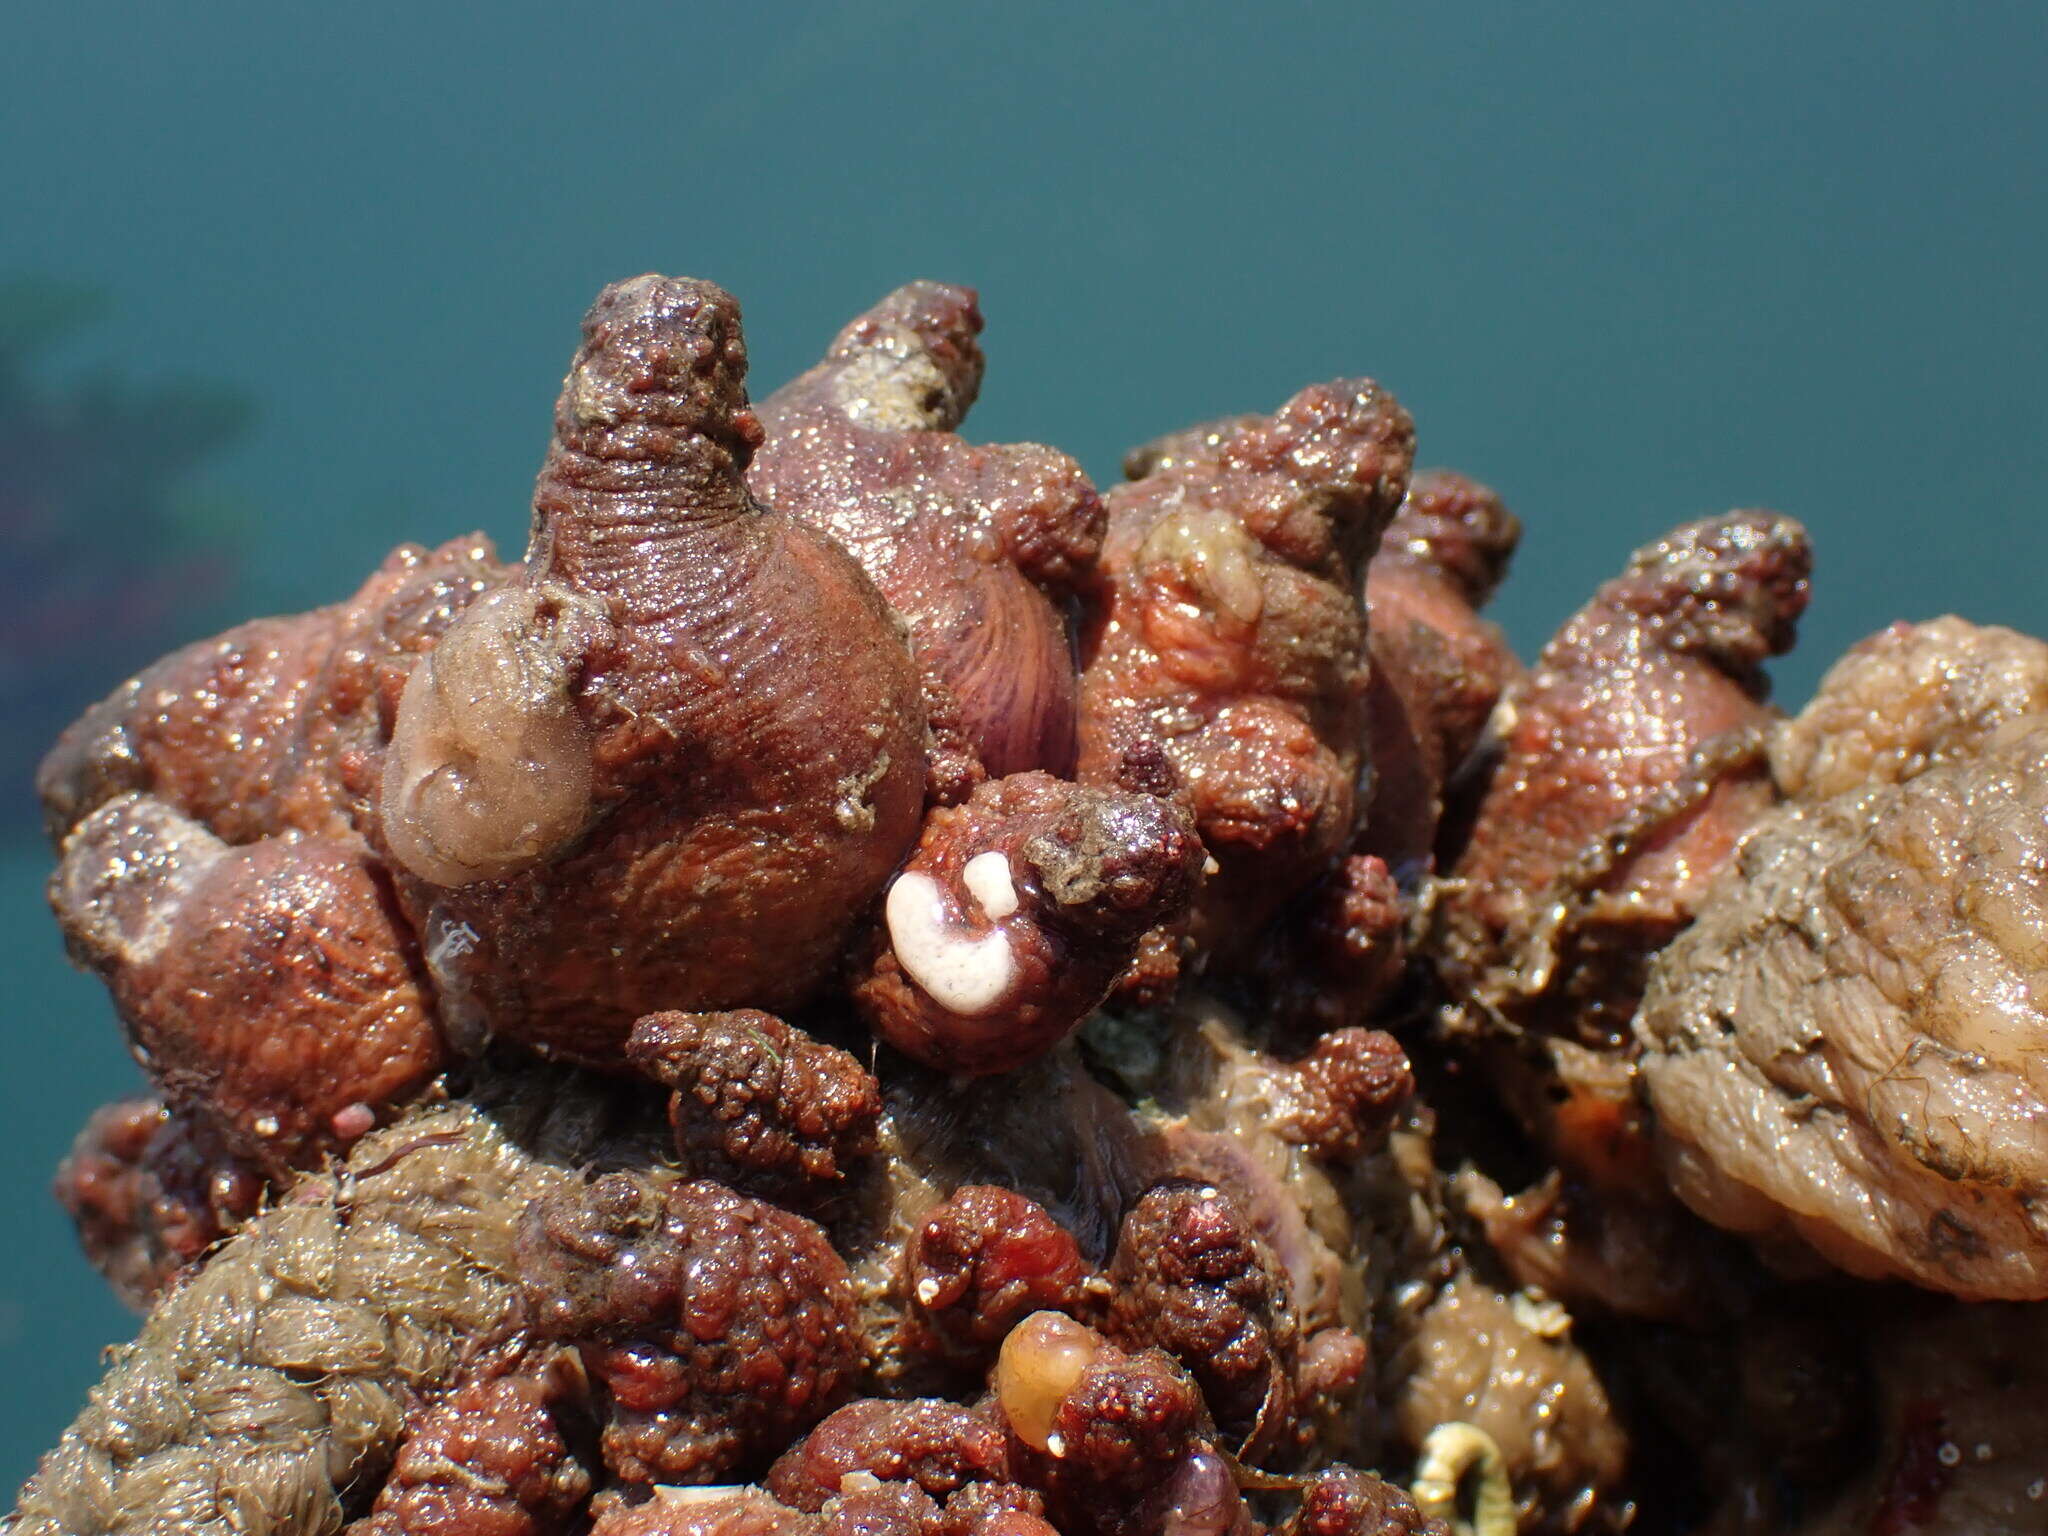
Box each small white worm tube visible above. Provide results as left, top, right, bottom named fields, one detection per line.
left=883, top=868, right=1016, bottom=1016
left=1412, top=1421, right=1515, bottom=1536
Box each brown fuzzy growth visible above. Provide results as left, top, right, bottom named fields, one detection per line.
left=12, top=1077, right=647, bottom=1536
left=627, top=1010, right=882, bottom=1202
left=517, top=1171, right=865, bottom=1485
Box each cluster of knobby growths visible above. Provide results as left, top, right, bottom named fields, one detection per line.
left=23, top=274, right=2048, bottom=1536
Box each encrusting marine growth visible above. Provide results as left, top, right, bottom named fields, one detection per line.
left=20, top=272, right=2048, bottom=1536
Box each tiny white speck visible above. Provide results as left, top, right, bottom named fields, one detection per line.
left=1937, top=1442, right=1961, bottom=1468
left=1976, top=1443, right=1994, bottom=1462
left=1046, top=1433, right=1066, bottom=1459
left=915, top=1278, right=942, bottom=1305
left=654, top=1485, right=749, bottom=1507
left=2030, top=1478, right=2046, bottom=1501
left=254, top=1116, right=280, bottom=1137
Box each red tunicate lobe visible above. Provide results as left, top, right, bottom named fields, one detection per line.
left=751, top=281, right=1102, bottom=781
left=1077, top=382, right=1415, bottom=961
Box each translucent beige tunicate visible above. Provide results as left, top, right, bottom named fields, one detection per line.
left=379, top=585, right=594, bottom=887
left=1769, top=616, right=2048, bottom=801
left=1639, top=720, right=2048, bottom=1298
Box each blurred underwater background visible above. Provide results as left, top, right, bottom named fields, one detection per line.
left=2, top=0, right=2045, bottom=1485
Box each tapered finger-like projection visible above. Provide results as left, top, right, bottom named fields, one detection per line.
left=1437, top=509, right=1812, bottom=1052
left=1424, top=511, right=1811, bottom=1323
left=29, top=266, right=2003, bottom=1536
left=1360, top=469, right=1523, bottom=875
left=392, top=276, right=928, bottom=1061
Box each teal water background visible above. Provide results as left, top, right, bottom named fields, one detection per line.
left=3, top=0, right=2045, bottom=1488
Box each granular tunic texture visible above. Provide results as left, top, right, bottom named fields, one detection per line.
left=1105, top=1182, right=1300, bottom=1464
left=1076, top=379, right=1414, bottom=965
left=903, top=1186, right=1090, bottom=1364
left=765, top=1399, right=1012, bottom=1510
left=627, top=1010, right=883, bottom=1202
left=517, top=1171, right=866, bottom=1485
left=350, top=1373, right=592, bottom=1536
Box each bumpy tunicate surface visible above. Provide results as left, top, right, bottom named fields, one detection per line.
left=1639, top=720, right=2048, bottom=1298
left=47, top=263, right=2046, bottom=1536
left=517, top=1170, right=866, bottom=1484
left=1077, top=380, right=1414, bottom=964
